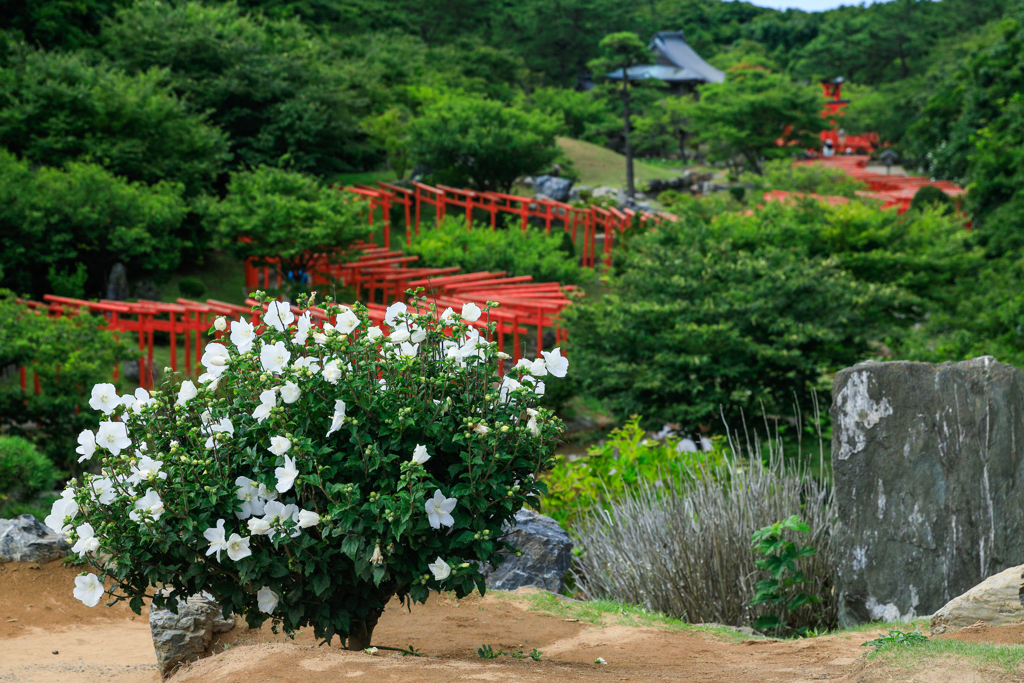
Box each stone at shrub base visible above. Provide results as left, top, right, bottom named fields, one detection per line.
left=150, top=593, right=235, bottom=678
left=929, top=564, right=1024, bottom=634
left=534, top=175, right=573, bottom=202
left=831, top=357, right=1024, bottom=627
left=0, top=515, right=70, bottom=563
left=482, top=509, right=572, bottom=594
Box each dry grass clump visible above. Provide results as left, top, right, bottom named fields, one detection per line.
left=571, top=414, right=836, bottom=631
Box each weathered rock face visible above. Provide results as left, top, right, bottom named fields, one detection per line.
left=483, top=509, right=573, bottom=594
left=0, top=514, right=70, bottom=563
left=150, top=593, right=235, bottom=678
left=929, top=564, right=1024, bottom=634
left=534, top=175, right=573, bottom=202
left=831, top=357, right=1024, bottom=627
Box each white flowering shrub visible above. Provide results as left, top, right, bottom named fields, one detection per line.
left=49, top=292, right=568, bottom=649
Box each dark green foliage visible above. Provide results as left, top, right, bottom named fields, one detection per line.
left=101, top=0, right=375, bottom=177
left=749, top=516, right=821, bottom=638
left=403, top=217, right=583, bottom=286
left=0, top=0, right=131, bottom=50
left=177, top=277, right=207, bottom=299
left=517, top=87, right=618, bottom=143
left=863, top=628, right=928, bottom=650
left=0, top=289, right=136, bottom=473
left=909, top=185, right=955, bottom=214
left=0, top=47, right=230, bottom=197
left=406, top=96, right=561, bottom=193
left=0, top=151, right=189, bottom=300
left=0, top=435, right=60, bottom=513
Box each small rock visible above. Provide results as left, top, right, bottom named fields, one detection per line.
left=0, top=515, right=70, bottom=564
left=52, top=650, right=58, bottom=655
left=534, top=175, right=573, bottom=202
left=482, top=509, right=573, bottom=594
left=929, top=564, right=1024, bottom=634
left=150, top=593, right=235, bottom=678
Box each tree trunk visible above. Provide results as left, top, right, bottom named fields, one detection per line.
left=345, top=613, right=381, bottom=651
left=623, top=76, right=635, bottom=201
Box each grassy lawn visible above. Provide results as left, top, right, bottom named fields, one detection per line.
left=330, top=169, right=399, bottom=187
left=160, top=251, right=248, bottom=306
left=557, top=137, right=686, bottom=189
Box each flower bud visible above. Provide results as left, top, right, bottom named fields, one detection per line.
left=214, top=317, right=227, bottom=332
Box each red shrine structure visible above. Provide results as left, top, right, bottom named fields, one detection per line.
left=818, top=77, right=879, bottom=155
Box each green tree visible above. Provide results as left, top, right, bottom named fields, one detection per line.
left=0, top=0, right=130, bottom=50
left=101, top=0, right=375, bottom=177
left=0, top=151, right=188, bottom=300
left=685, top=66, right=826, bottom=174
left=206, top=166, right=374, bottom=294
left=0, top=48, right=229, bottom=197
left=589, top=32, right=650, bottom=199
left=363, top=107, right=412, bottom=179
left=405, top=96, right=561, bottom=193
left=517, top=87, right=619, bottom=144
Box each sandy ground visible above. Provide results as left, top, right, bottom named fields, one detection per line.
left=3, top=560, right=1023, bottom=683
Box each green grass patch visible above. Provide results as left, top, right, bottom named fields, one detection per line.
left=557, top=137, right=681, bottom=189
left=161, top=251, right=247, bottom=306
left=495, top=590, right=757, bottom=642
left=866, top=637, right=1024, bottom=673
left=330, top=169, right=398, bottom=187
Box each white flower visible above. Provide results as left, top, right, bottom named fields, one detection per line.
left=384, top=301, right=407, bottom=326
left=252, top=389, right=277, bottom=423
left=296, top=509, right=320, bottom=528
left=497, top=351, right=510, bottom=360
left=366, top=326, right=384, bottom=341
left=177, top=380, right=198, bottom=406
left=263, top=301, right=294, bottom=332
left=326, top=400, right=346, bottom=437
left=397, top=341, right=419, bottom=358
left=230, top=320, right=256, bottom=353
left=258, top=501, right=299, bottom=538
left=322, top=359, right=342, bottom=385
left=204, top=417, right=234, bottom=449
left=409, top=324, right=426, bottom=344
left=197, top=372, right=220, bottom=390
left=214, top=316, right=227, bottom=332
left=370, top=544, right=384, bottom=565
left=388, top=327, right=411, bottom=344
left=234, top=477, right=266, bottom=519
left=291, top=355, right=321, bottom=374
left=91, top=477, right=116, bottom=505
left=334, top=307, right=359, bottom=334
left=534, top=380, right=546, bottom=396
left=201, top=343, right=231, bottom=377
left=122, top=388, right=152, bottom=414
left=260, top=341, right=291, bottom=374
left=473, top=423, right=490, bottom=435
left=274, top=453, right=298, bottom=492
left=45, top=496, right=78, bottom=536
left=129, top=455, right=167, bottom=483
left=71, top=523, right=100, bottom=557
left=526, top=408, right=541, bottom=436
left=312, top=330, right=328, bottom=345
left=541, top=347, right=569, bottom=378
left=461, top=302, right=482, bottom=322
left=73, top=574, right=104, bottom=607
left=424, top=489, right=457, bottom=529
left=595, top=657, right=607, bottom=664
left=529, top=357, right=548, bottom=377
left=258, top=483, right=278, bottom=502
left=76, top=430, right=96, bottom=463
left=280, top=381, right=301, bottom=404
left=247, top=517, right=272, bottom=535
left=428, top=557, right=451, bottom=581
left=226, top=534, right=252, bottom=561
left=499, top=376, right=521, bottom=402
left=88, top=383, right=120, bottom=415
left=412, top=444, right=430, bottom=465
left=129, top=489, right=164, bottom=523
left=269, top=436, right=292, bottom=457
left=96, top=421, right=131, bottom=455
left=440, top=307, right=456, bottom=323
left=204, top=519, right=228, bottom=561
left=257, top=586, right=278, bottom=614
left=293, top=312, right=312, bottom=345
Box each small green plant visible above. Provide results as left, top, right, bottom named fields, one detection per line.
left=400, top=645, right=422, bottom=657
left=0, top=436, right=61, bottom=516
left=749, top=515, right=821, bottom=637
left=529, top=648, right=542, bottom=661
left=477, top=644, right=502, bottom=659
left=177, top=276, right=207, bottom=299
left=863, top=627, right=928, bottom=650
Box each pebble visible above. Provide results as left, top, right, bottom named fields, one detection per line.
left=51, top=650, right=58, bottom=655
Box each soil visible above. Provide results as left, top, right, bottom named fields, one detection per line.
left=3, top=560, right=1024, bottom=683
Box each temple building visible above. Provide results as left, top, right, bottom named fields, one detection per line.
left=606, top=31, right=725, bottom=95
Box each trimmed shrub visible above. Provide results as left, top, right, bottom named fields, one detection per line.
left=0, top=436, right=60, bottom=513
left=177, top=277, right=207, bottom=299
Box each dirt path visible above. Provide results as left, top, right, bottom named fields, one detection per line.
left=2, top=561, right=1022, bottom=683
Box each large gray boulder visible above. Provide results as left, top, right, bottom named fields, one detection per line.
left=534, top=175, right=573, bottom=202
left=484, top=509, right=573, bottom=594
left=150, top=593, right=235, bottom=678
left=929, top=564, right=1024, bottom=634
left=0, top=515, right=70, bottom=563
left=831, top=357, right=1024, bottom=627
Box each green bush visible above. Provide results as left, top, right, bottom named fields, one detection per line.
left=742, top=159, right=868, bottom=199
left=0, top=151, right=189, bottom=300
left=0, top=289, right=136, bottom=473
left=177, top=277, right=207, bottom=299
left=540, top=417, right=723, bottom=528
left=909, top=185, right=955, bottom=214
left=0, top=436, right=60, bottom=513
left=517, top=87, right=618, bottom=144
left=405, top=217, right=583, bottom=285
